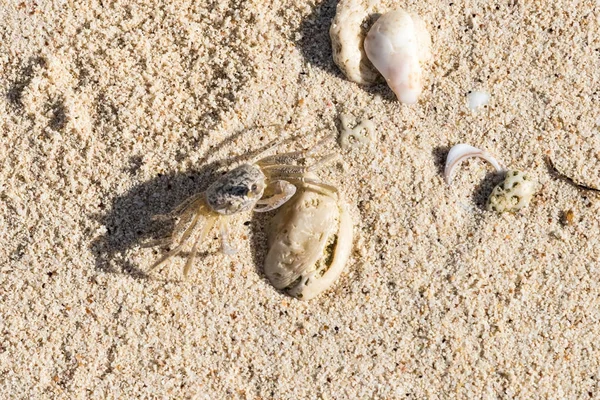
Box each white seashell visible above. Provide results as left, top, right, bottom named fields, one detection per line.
left=264, top=183, right=353, bottom=300
left=444, top=143, right=504, bottom=185
left=467, top=91, right=490, bottom=110
left=329, top=0, right=384, bottom=85
left=487, top=170, right=538, bottom=213
left=364, top=10, right=432, bottom=104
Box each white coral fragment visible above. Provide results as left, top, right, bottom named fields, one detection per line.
left=339, top=114, right=375, bottom=150
left=364, top=10, right=432, bottom=103
left=444, top=144, right=504, bottom=185
left=329, top=0, right=383, bottom=85
left=487, top=170, right=538, bottom=213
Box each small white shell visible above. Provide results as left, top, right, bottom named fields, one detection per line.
left=329, top=0, right=384, bottom=85
left=467, top=91, right=490, bottom=110
left=264, top=185, right=353, bottom=300
left=444, top=143, right=504, bottom=185
left=487, top=170, right=538, bottom=213
left=364, top=10, right=432, bottom=104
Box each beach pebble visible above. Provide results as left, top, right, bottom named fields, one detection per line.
left=264, top=184, right=353, bottom=300
left=487, top=170, right=538, bottom=213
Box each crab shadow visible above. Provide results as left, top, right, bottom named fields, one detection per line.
left=295, top=0, right=395, bottom=100
left=432, top=145, right=451, bottom=177
left=90, top=133, right=276, bottom=280
left=90, top=161, right=222, bottom=279
left=471, top=170, right=505, bottom=210
left=248, top=213, right=272, bottom=282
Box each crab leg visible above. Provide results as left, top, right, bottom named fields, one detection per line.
left=218, top=219, right=238, bottom=256
left=148, top=211, right=202, bottom=272
left=262, top=153, right=339, bottom=176
left=256, top=134, right=336, bottom=166
left=284, top=176, right=339, bottom=197
left=183, top=216, right=216, bottom=276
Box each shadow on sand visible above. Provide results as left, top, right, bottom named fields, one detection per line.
left=90, top=130, right=279, bottom=280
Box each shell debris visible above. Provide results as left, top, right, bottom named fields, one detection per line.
left=330, top=0, right=432, bottom=104
left=467, top=91, right=490, bottom=110
left=444, top=144, right=538, bottom=213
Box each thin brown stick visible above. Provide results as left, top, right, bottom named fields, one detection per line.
left=546, top=156, right=600, bottom=193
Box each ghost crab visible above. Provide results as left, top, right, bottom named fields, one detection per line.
left=149, top=136, right=341, bottom=276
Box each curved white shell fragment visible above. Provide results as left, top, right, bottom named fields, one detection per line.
left=487, top=170, right=538, bottom=213
left=364, top=10, right=432, bottom=104
left=264, top=185, right=353, bottom=300
left=329, top=0, right=384, bottom=85
left=444, top=143, right=504, bottom=185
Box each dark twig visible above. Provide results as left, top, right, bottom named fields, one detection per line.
left=545, top=156, right=600, bottom=193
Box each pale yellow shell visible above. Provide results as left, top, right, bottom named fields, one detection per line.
left=487, top=170, right=538, bottom=213
left=264, top=185, right=353, bottom=300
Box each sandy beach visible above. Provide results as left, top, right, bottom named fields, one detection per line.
left=1, top=0, right=600, bottom=398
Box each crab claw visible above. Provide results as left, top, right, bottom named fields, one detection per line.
left=253, top=180, right=297, bottom=212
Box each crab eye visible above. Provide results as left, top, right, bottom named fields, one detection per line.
left=251, top=184, right=258, bottom=191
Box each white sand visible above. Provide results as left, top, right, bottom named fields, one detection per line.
left=1, top=0, right=600, bottom=398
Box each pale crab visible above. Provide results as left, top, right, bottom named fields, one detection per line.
left=148, top=136, right=340, bottom=276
